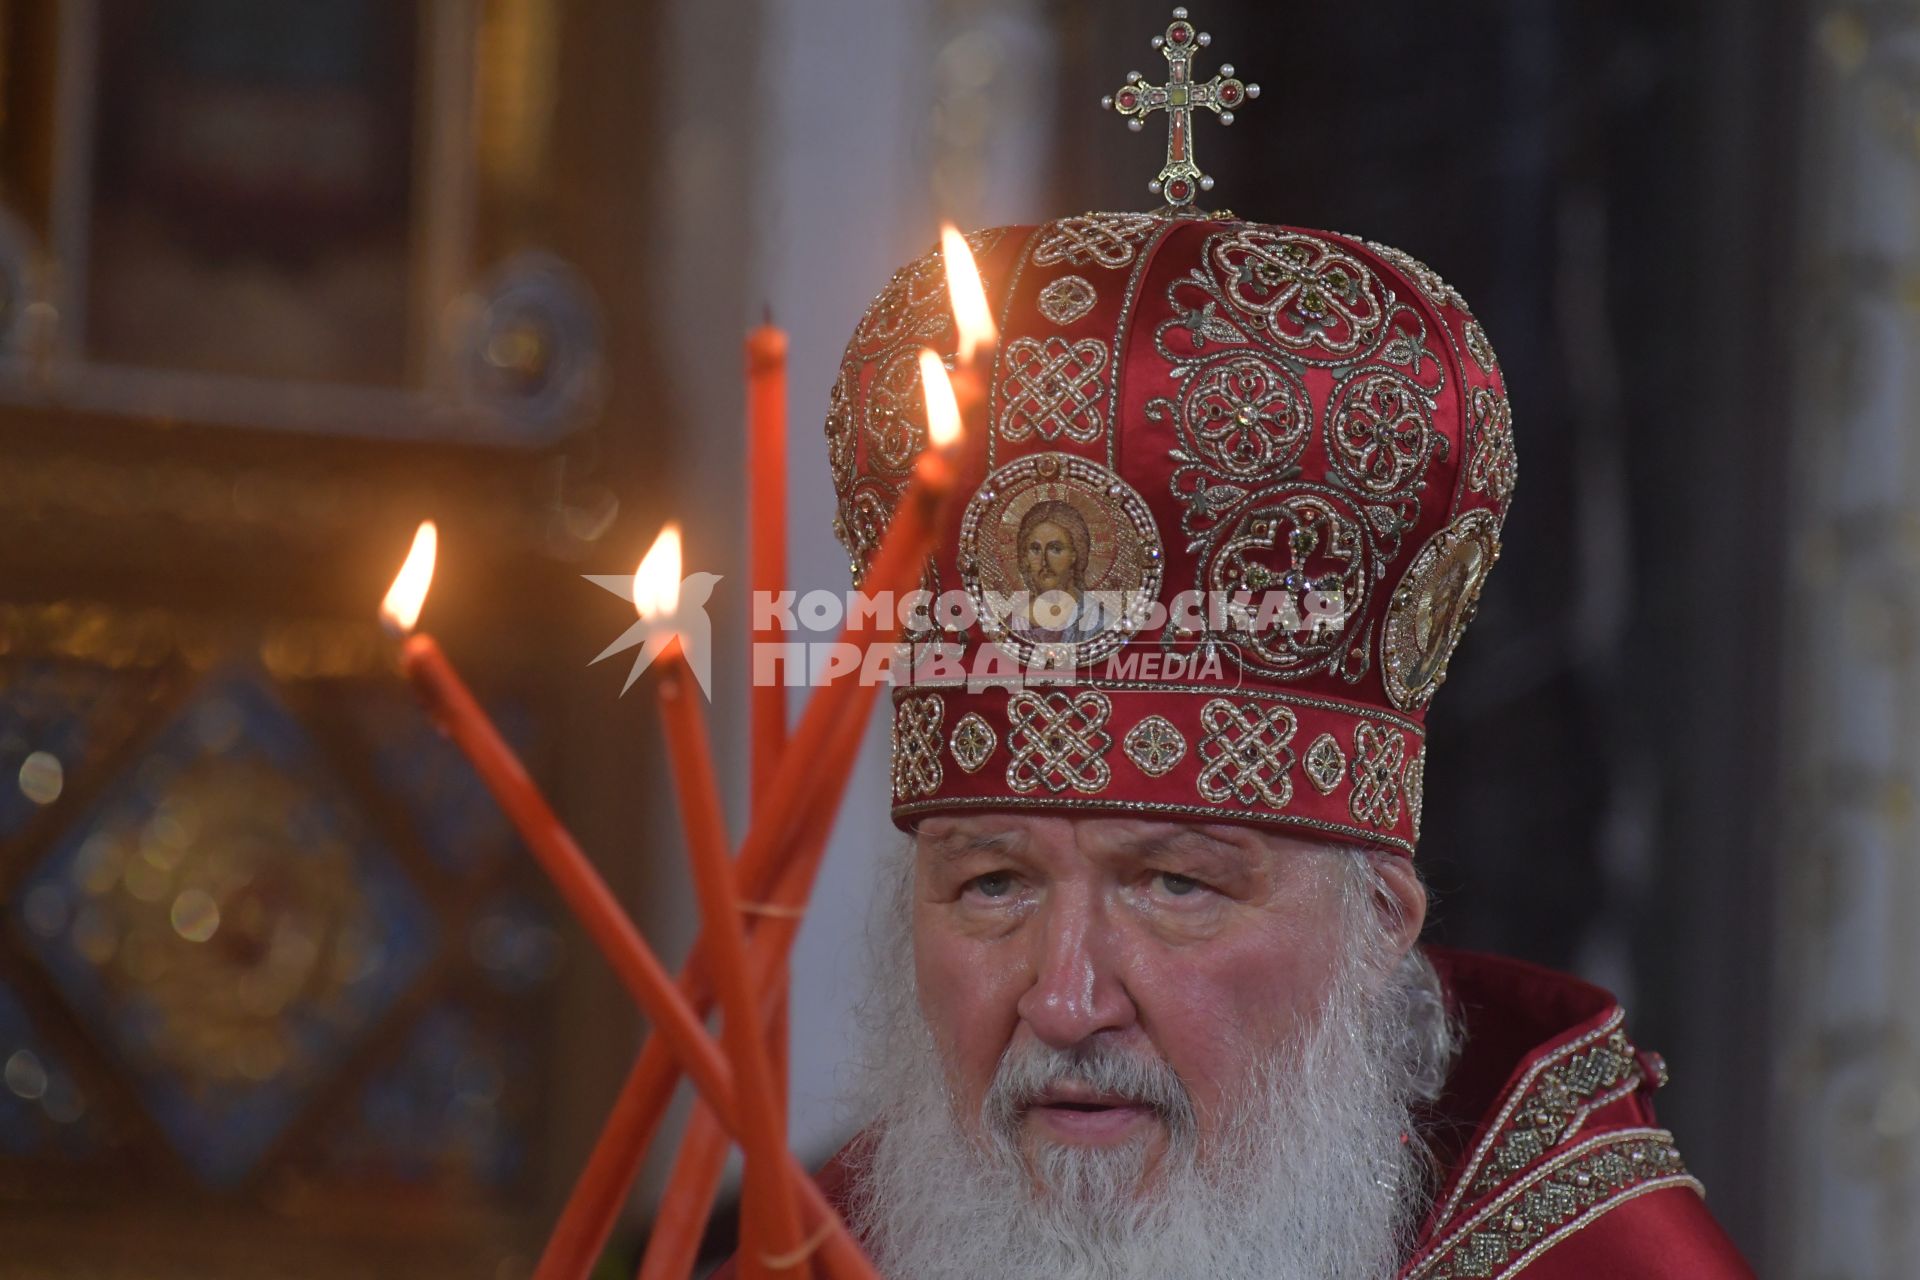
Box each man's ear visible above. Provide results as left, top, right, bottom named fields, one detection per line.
left=1368, top=850, right=1428, bottom=959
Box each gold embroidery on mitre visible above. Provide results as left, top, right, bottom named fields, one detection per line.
left=1349, top=722, right=1406, bottom=829
left=949, top=711, right=996, bottom=774
left=1162, top=351, right=1311, bottom=478
left=866, top=345, right=932, bottom=472
left=1187, top=491, right=1372, bottom=682
left=826, top=361, right=858, bottom=498
left=1465, top=319, right=1499, bottom=374
left=1038, top=275, right=1098, bottom=326
left=1006, top=690, right=1114, bottom=795
left=839, top=480, right=901, bottom=585
left=1467, top=384, right=1518, bottom=506
left=891, top=694, right=945, bottom=800
left=1195, top=698, right=1298, bottom=808
left=1123, top=715, right=1186, bottom=778
left=1304, top=732, right=1347, bottom=795
left=1211, top=228, right=1388, bottom=360
left=999, top=337, right=1109, bottom=445
left=1406, top=744, right=1427, bottom=839
left=852, top=228, right=1006, bottom=355
left=1326, top=366, right=1447, bottom=498
left=1031, top=213, right=1160, bottom=268
left=833, top=226, right=1007, bottom=581
left=1382, top=509, right=1500, bottom=710
left=1364, top=238, right=1466, bottom=313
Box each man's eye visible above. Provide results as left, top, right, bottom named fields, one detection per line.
left=1157, top=872, right=1203, bottom=897
left=968, top=872, right=1016, bottom=899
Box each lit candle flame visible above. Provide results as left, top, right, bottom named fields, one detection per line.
left=919, top=349, right=962, bottom=450
left=381, top=520, right=437, bottom=634
left=633, top=523, right=683, bottom=620
left=941, top=223, right=997, bottom=362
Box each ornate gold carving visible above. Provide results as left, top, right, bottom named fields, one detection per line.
left=1122, top=715, right=1186, bottom=777
left=891, top=694, right=945, bottom=800
left=1195, top=698, right=1297, bottom=807
left=1349, top=722, right=1406, bottom=829
left=1005, top=690, right=1113, bottom=795
left=1383, top=509, right=1500, bottom=710
left=949, top=711, right=996, bottom=774
left=998, top=337, right=1109, bottom=445
left=0, top=602, right=396, bottom=678
left=1037, top=275, right=1098, bottom=326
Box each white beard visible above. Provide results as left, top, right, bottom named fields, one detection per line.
left=844, top=850, right=1455, bottom=1280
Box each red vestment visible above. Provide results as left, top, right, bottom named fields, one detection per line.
left=709, top=947, right=1754, bottom=1278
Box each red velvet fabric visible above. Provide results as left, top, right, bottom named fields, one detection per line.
left=828, top=215, right=1516, bottom=857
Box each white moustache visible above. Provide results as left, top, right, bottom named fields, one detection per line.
left=984, top=1039, right=1197, bottom=1138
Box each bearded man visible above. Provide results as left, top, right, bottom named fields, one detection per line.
left=853, top=819, right=1454, bottom=1278
left=727, top=15, right=1757, bottom=1275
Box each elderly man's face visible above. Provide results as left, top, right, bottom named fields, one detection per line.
left=910, top=814, right=1424, bottom=1187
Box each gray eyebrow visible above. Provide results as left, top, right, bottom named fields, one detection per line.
left=1118, top=827, right=1239, bottom=857
left=1117, top=827, right=1257, bottom=871
left=923, top=828, right=1025, bottom=860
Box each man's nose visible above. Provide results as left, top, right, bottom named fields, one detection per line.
left=1015, top=890, right=1135, bottom=1049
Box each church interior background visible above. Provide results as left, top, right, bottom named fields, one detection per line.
left=0, top=0, right=1905, bottom=1275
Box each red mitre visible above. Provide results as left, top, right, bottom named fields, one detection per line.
left=828, top=212, right=1516, bottom=856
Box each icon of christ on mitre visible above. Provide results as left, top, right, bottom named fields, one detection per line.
left=724, top=9, right=1757, bottom=1278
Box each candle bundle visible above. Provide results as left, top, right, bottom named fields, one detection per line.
left=380, top=230, right=997, bottom=1280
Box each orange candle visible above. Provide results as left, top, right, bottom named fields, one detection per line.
left=538, top=680, right=880, bottom=1280
left=635, top=650, right=877, bottom=1280
left=540, top=1045, right=681, bottom=1276
left=635, top=1103, right=733, bottom=1280
left=392, top=628, right=737, bottom=1109
left=533, top=235, right=993, bottom=1280
left=656, top=651, right=806, bottom=1278
left=379, top=523, right=878, bottom=1280
left=747, top=320, right=795, bottom=1155
left=532, top=353, right=967, bottom=1276
left=747, top=320, right=789, bottom=803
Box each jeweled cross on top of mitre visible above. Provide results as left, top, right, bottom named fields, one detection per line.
left=1102, top=7, right=1259, bottom=208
